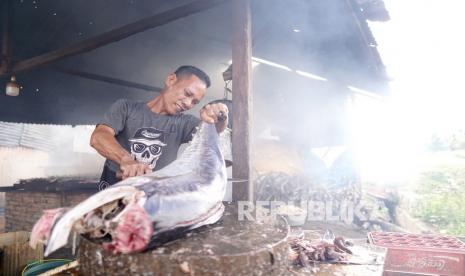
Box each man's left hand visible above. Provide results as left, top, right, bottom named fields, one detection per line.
left=200, top=103, right=229, bottom=132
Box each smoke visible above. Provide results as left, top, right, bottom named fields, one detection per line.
left=249, top=0, right=375, bottom=181
left=3, top=0, right=386, bottom=188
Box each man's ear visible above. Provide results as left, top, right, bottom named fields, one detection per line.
left=165, top=73, right=177, bottom=88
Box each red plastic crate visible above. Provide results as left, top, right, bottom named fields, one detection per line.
left=368, top=232, right=465, bottom=276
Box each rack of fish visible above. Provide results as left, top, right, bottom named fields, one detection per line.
left=254, top=171, right=361, bottom=203
left=289, top=236, right=354, bottom=267
left=29, top=122, right=228, bottom=256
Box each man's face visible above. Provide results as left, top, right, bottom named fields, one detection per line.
left=163, top=74, right=206, bottom=115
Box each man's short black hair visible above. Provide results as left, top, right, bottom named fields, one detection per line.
left=174, top=65, right=211, bottom=88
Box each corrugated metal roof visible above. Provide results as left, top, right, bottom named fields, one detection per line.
left=0, top=122, right=55, bottom=151
left=0, top=123, right=23, bottom=147
left=21, top=124, right=54, bottom=151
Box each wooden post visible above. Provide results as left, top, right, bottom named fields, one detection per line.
left=232, top=0, right=252, bottom=201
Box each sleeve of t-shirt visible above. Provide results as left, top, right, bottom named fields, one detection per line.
left=98, top=99, right=130, bottom=135
left=181, top=115, right=201, bottom=143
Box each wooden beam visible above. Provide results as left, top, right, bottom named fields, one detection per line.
left=54, top=67, right=162, bottom=92
left=232, top=0, right=252, bottom=201
left=0, top=0, right=228, bottom=76
left=1, top=0, right=12, bottom=72
left=344, top=0, right=385, bottom=77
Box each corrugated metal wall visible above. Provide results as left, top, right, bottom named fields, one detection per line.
left=0, top=122, right=104, bottom=186
left=0, top=123, right=24, bottom=147
left=0, top=147, right=49, bottom=186
left=0, top=122, right=54, bottom=151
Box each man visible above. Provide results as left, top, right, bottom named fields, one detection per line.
left=90, top=65, right=228, bottom=186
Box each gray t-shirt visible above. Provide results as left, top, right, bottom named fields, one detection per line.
left=99, top=99, right=200, bottom=173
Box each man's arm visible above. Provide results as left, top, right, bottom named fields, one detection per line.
left=90, top=124, right=151, bottom=179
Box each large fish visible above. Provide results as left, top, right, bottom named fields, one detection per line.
left=30, top=122, right=227, bottom=256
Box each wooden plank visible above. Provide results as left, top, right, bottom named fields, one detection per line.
left=0, top=231, right=29, bottom=245
left=0, top=186, right=15, bottom=192
left=11, top=178, right=100, bottom=192
left=0, top=232, right=43, bottom=276
left=343, top=0, right=385, bottom=76
left=54, top=67, right=162, bottom=92
left=38, top=260, right=79, bottom=276
left=1, top=0, right=12, bottom=72
left=231, top=0, right=252, bottom=201
left=0, top=0, right=228, bottom=76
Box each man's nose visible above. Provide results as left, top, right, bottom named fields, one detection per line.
left=181, top=99, right=192, bottom=110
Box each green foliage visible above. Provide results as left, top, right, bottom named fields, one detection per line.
left=413, top=167, right=465, bottom=235
left=428, top=130, right=465, bottom=151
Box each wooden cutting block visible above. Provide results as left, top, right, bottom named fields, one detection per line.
left=78, top=202, right=290, bottom=275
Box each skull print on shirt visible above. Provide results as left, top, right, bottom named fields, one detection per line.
left=129, top=127, right=167, bottom=169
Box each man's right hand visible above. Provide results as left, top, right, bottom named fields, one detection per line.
left=119, top=156, right=152, bottom=179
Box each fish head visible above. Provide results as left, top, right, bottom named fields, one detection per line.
left=43, top=186, right=143, bottom=256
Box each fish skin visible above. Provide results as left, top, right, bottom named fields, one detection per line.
left=116, top=122, right=227, bottom=231
left=40, top=122, right=227, bottom=256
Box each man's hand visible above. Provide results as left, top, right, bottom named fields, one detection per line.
left=200, top=103, right=229, bottom=133
left=91, top=125, right=152, bottom=179
left=119, top=156, right=152, bottom=179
